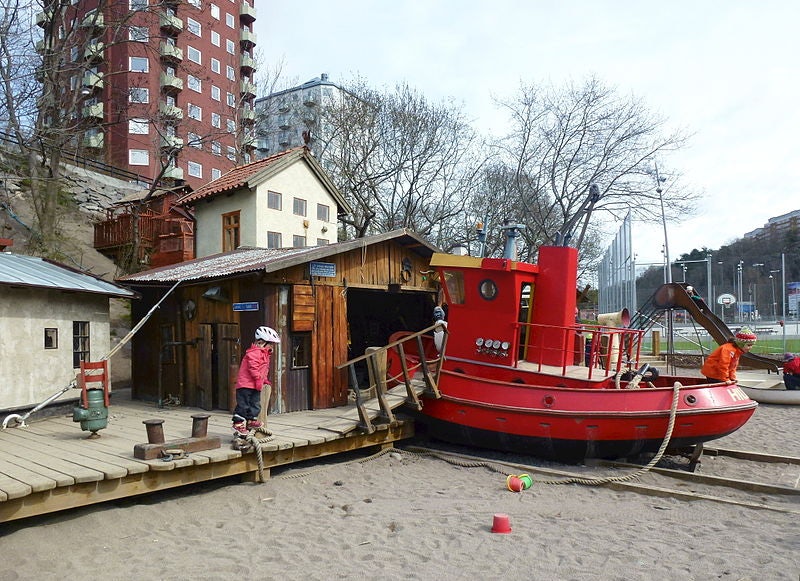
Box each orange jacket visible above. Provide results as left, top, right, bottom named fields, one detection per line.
left=701, top=343, right=744, bottom=382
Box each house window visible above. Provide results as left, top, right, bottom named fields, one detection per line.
left=292, top=235, right=306, bottom=248
left=129, top=149, right=149, bottom=165
left=226, top=118, right=236, bottom=133
left=225, top=12, right=234, bottom=27
left=291, top=334, right=311, bottom=369
left=267, top=231, right=281, bottom=248
left=130, top=0, right=147, bottom=9
left=129, top=57, right=148, bottom=72
left=317, top=238, right=329, bottom=246
left=72, top=321, right=90, bottom=368
left=211, top=85, right=221, bottom=101
left=187, top=17, right=201, bottom=36
left=226, top=146, right=236, bottom=160
left=128, top=119, right=149, bottom=134
left=293, top=198, right=307, bottom=217
left=188, top=132, right=202, bottom=149
left=44, top=328, right=58, bottom=349
left=211, top=168, right=222, bottom=180
left=226, top=92, right=236, bottom=107
left=226, top=65, right=235, bottom=81
left=129, top=87, right=149, bottom=103
left=210, top=3, right=220, bottom=18
left=222, top=211, right=240, bottom=252
left=188, top=0, right=200, bottom=7
left=187, top=46, right=201, bottom=64
left=129, top=26, right=148, bottom=41
left=317, top=203, right=330, bottom=222
left=187, top=103, right=202, bottom=120
left=226, top=39, right=235, bottom=54
left=267, top=190, right=281, bottom=210
left=211, top=112, right=220, bottom=128
left=188, top=161, right=202, bottom=178
left=211, top=141, right=221, bottom=155
left=211, top=30, right=220, bottom=46
left=211, top=58, right=220, bottom=74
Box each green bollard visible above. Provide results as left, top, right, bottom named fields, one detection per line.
left=72, top=388, right=109, bottom=437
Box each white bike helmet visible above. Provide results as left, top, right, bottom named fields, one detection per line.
left=255, top=326, right=280, bottom=343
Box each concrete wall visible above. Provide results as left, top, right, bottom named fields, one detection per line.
left=0, top=286, right=112, bottom=410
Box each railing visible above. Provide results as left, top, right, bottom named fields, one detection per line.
left=336, top=322, right=447, bottom=434
left=518, top=321, right=645, bottom=379
left=93, top=212, right=158, bottom=249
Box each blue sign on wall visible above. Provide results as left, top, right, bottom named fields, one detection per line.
left=310, top=261, right=336, bottom=277
left=233, top=302, right=260, bottom=312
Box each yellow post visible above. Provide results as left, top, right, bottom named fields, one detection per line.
left=652, top=330, right=661, bottom=356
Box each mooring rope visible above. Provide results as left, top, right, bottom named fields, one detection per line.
left=242, top=426, right=275, bottom=483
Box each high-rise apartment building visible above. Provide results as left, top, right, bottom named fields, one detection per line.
left=36, top=0, right=257, bottom=189
left=254, top=73, right=343, bottom=160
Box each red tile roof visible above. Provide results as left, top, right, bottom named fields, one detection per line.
left=177, top=147, right=304, bottom=205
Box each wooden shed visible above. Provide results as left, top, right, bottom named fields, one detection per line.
left=118, top=230, right=439, bottom=414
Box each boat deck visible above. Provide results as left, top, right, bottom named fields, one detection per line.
left=0, top=384, right=422, bottom=523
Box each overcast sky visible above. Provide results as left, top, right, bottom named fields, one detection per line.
left=255, top=1, right=799, bottom=265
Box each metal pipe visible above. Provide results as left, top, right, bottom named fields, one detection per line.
left=143, top=419, right=165, bottom=444
left=191, top=413, right=210, bottom=438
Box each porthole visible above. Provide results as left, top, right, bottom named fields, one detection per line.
left=478, top=279, right=498, bottom=301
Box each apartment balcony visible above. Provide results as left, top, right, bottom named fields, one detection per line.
left=240, top=53, right=256, bottom=73
left=160, top=135, right=184, bottom=150
left=159, top=42, right=183, bottom=63
left=83, top=133, right=104, bottom=148
left=239, top=29, right=257, bottom=48
left=84, top=40, right=104, bottom=62
left=163, top=166, right=184, bottom=180
left=159, top=13, right=183, bottom=33
left=160, top=72, right=183, bottom=93
left=82, top=102, right=104, bottom=121
left=239, top=1, right=257, bottom=23
left=240, top=80, right=256, bottom=99
left=35, top=39, right=49, bottom=53
left=81, top=11, right=104, bottom=30
left=82, top=71, right=104, bottom=92
left=35, top=11, right=51, bottom=28
left=303, top=91, right=318, bottom=106
left=159, top=102, right=183, bottom=120
left=277, top=115, right=290, bottom=130
left=241, top=109, right=256, bottom=124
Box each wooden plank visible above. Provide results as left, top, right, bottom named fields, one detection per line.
left=0, top=436, right=104, bottom=484
left=0, top=448, right=76, bottom=488
left=0, top=472, right=31, bottom=499
left=0, top=460, right=57, bottom=493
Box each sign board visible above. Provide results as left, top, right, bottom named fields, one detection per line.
left=310, top=261, right=336, bottom=278
left=232, top=301, right=260, bottom=312
left=717, top=293, right=736, bottom=305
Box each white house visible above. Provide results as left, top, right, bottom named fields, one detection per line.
left=178, top=146, right=352, bottom=258
left=0, top=253, right=136, bottom=411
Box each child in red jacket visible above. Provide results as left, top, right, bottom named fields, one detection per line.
left=783, top=352, right=800, bottom=390
left=232, top=326, right=280, bottom=437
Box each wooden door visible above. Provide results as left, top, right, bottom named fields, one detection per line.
left=215, top=323, right=240, bottom=411
left=194, top=324, right=213, bottom=410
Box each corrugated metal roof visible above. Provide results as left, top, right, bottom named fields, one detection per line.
left=0, top=253, right=137, bottom=297
left=118, top=229, right=439, bottom=285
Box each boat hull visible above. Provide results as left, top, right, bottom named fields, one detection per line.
left=413, top=369, right=758, bottom=462
left=741, top=386, right=800, bottom=405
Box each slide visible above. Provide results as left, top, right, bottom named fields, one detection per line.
left=649, top=283, right=780, bottom=373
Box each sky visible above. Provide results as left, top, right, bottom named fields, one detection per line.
left=255, top=1, right=799, bottom=266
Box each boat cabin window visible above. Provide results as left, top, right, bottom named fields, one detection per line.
left=442, top=270, right=465, bottom=304
left=478, top=279, right=498, bottom=301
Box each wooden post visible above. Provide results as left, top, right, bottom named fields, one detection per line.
left=652, top=330, right=661, bottom=356
left=366, top=347, right=395, bottom=425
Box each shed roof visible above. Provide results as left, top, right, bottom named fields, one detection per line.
left=118, top=229, right=438, bottom=285
left=0, top=253, right=137, bottom=298
left=177, top=147, right=352, bottom=214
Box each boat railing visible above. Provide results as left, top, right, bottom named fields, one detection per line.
left=336, top=322, right=447, bottom=434
left=517, top=321, right=645, bottom=379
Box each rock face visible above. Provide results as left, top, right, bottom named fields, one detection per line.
left=0, top=165, right=141, bottom=387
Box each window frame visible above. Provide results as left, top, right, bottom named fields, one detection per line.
left=222, top=210, right=240, bottom=252
left=267, top=190, right=282, bottom=210
left=72, top=321, right=90, bottom=368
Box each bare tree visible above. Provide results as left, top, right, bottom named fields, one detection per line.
left=316, top=79, right=485, bottom=241
left=491, top=77, right=697, bottom=267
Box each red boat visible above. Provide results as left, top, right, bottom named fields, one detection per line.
left=385, top=230, right=757, bottom=462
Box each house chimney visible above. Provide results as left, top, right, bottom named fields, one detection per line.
left=321, top=73, right=328, bottom=82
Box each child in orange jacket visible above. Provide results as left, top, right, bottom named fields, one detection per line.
left=700, top=327, right=757, bottom=383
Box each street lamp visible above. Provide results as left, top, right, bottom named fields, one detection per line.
left=737, top=261, right=744, bottom=322
left=769, top=274, right=777, bottom=320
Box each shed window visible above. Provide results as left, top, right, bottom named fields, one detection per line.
left=44, top=328, right=58, bottom=349
left=222, top=211, right=240, bottom=252
left=291, top=334, right=310, bottom=369
left=73, top=321, right=90, bottom=368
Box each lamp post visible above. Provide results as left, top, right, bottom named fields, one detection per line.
left=737, top=261, right=744, bottom=322
left=769, top=273, right=777, bottom=320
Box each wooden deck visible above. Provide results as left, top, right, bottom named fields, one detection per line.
left=0, top=383, right=424, bottom=523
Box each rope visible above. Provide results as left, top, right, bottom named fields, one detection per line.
left=270, top=382, right=684, bottom=488
left=243, top=426, right=275, bottom=483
